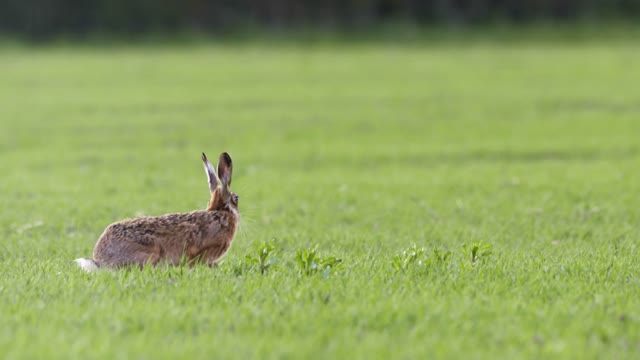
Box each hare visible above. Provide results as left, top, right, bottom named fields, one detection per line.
left=75, top=152, right=239, bottom=271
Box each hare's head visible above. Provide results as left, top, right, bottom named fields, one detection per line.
left=202, top=152, right=238, bottom=213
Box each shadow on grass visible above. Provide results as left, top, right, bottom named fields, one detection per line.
left=426, top=148, right=638, bottom=164
left=540, top=100, right=640, bottom=114
left=304, top=148, right=639, bottom=169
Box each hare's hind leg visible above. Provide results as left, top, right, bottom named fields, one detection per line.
left=129, top=245, right=162, bottom=268
left=94, top=239, right=162, bottom=269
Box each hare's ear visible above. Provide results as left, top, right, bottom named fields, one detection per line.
left=202, top=152, right=220, bottom=194
left=217, top=152, right=233, bottom=189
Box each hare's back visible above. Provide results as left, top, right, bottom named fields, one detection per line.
left=101, top=212, right=200, bottom=244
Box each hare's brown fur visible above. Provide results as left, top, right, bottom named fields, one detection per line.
left=78, top=152, right=239, bottom=270
left=93, top=205, right=238, bottom=268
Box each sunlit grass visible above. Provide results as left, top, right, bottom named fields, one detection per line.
left=1, top=39, right=639, bottom=359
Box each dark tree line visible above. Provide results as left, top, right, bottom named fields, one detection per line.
left=1, top=0, right=639, bottom=38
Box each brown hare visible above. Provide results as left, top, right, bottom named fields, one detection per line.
left=75, top=152, right=239, bottom=271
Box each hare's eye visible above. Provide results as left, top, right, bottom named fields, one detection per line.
left=233, top=194, right=239, bottom=204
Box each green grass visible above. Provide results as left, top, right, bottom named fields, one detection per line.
left=1, top=38, right=639, bottom=359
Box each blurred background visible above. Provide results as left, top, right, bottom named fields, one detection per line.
left=2, top=0, right=639, bottom=244
left=2, top=0, right=640, bottom=40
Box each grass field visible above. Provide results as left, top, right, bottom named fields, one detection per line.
left=1, top=38, right=639, bottom=359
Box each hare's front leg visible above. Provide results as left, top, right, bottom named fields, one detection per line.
left=195, top=244, right=228, bottom=268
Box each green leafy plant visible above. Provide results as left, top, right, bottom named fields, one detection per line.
left=462, top=242, right=492, bottom=265
left=432, top=247, right=452, bottom=263
left=245, top=240, right=277, bottom=274
left=295, top=245, right=343, bottom=276
left=391, top=244, right=426, bottom=272
left=392, top=245, right=453, bottom=272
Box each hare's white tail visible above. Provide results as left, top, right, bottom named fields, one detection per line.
left=75, top=258, right=100, bottom=272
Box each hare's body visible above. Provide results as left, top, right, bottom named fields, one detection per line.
left=76, top=152, right=239, bottom=271
left=93, top=209, right=238, bottom=268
